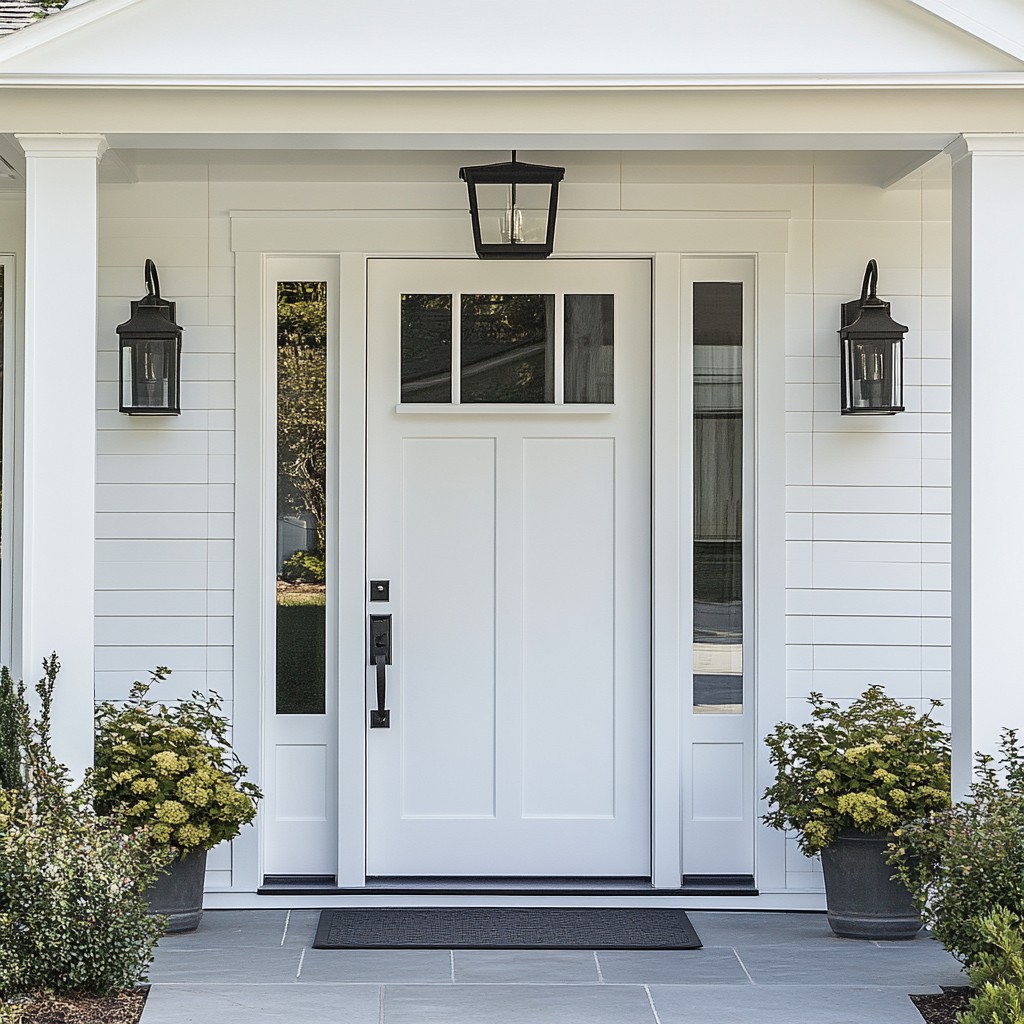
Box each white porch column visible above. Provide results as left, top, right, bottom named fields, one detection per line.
left=949, top=134, right=1024, bottom=796
left=16, top=134, right=106, bottom=781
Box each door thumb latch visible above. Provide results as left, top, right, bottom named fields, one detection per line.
left=369, top=614, right=392, bottom=729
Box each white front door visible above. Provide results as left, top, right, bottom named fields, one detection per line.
left=364, top=258, right=651, bottom=877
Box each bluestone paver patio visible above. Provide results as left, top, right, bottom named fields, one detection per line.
left=140, top=909, right=966, bottom=1023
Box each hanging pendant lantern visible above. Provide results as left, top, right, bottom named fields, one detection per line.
left=116, top=259, right=182, bottom=415
left=458, top=150, right=565, bottom=259
left=839, top=260, right=907, bottom=415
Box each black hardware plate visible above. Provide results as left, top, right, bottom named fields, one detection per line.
left=370, top=580, right=390, bottom=602
left=369, top=615, right=392, bottom=664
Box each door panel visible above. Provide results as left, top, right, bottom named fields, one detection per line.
left=400, top=437, right=497, bottom=818
left=365, top=258, right=651, bottom=877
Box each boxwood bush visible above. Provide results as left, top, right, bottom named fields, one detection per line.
left=959, top=907, right=1024, bottom=1024
left=0, top=656, right=166, bottom=1000
left=891, top=730, right=1024, bottom=968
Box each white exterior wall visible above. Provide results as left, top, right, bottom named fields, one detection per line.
left=87, top=151, right=952, bottom=893
left=782, top=161, right=952, bottom=889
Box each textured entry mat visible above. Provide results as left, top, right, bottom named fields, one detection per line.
left=313, top=907, right=702, bottom=950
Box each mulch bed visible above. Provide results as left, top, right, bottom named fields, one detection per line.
left=911, top=986, right=973, bottom=1024
left=10, top=988, right=148, bottom=1024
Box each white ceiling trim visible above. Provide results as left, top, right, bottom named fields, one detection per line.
left=101, top=131, right=960, bottom=151
left=903, top=0, right=1024, bottom=64
left=0, top=72, right=1023, bottom=89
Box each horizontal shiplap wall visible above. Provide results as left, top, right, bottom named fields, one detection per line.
left=96, top=181, right=236, bottom=887
left=784, top=161, right=952, bottom=890
left=93, top=151, right=953, bottom=892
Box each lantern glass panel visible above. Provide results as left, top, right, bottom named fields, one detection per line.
left=121, top=336, right=179, bottom=413
left=843, top=336, right=902, bottom=413
left=135, top=339, right=169, bottom=408
left=473, top=182, right=553, bottom=247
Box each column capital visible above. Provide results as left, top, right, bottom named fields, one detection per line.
left=15, top=133, right=107, bottom=160
left=946, top=133, right=1024, bottom=163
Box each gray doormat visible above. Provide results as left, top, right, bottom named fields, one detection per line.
left=313, top=907, right=702, bottom=949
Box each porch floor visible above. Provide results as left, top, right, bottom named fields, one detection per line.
left=141, top=909, right=965, bottom=1023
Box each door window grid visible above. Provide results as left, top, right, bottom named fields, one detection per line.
left=400, top=292, right=614, bottom=406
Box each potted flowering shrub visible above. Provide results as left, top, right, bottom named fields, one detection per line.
left=93, top=669, right=262, bottom=933
left=762, top=686, right=951, bottom=939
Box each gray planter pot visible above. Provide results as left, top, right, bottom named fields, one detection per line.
left=820, top=829, right=921, bottom=940
left=145, top=849, right=208, bottom=934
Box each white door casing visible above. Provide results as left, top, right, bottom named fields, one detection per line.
left=364, top=258, right=652, bottom=876
left=234, top=212, right=786, bottom=899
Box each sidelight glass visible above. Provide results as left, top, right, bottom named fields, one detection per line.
left=0, top=264, right=4, bottom=636
left=692, top=282, right=743, bottom=715
left=401, top=294, right=453, bottom=403
left=564, top=294, right=614, bottom=403
left=460, top=293, right=555, bottom=403
left=276, top=281, right=327, bottom=715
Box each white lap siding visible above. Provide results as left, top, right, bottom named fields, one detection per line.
left=91, top=152, right=952, bottom=893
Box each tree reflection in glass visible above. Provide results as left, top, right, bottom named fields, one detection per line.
left=401, top=294, right=452, bottom=403
left=276, top=281, right=327, bottom=715
left=461, top=294, right=554, bottom=403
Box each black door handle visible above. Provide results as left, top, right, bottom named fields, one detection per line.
left=369, top=614, right=392, bottom=729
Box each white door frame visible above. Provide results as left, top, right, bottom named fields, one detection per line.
left=232, top=210, right=788, bottom=894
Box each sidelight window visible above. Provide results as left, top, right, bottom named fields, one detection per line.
left=692, top=281, right=744, bottom=715
left=275, top=281, right=327, bottom=715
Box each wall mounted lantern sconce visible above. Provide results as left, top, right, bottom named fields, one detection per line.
left=838, top=259, right=906, bottom=415
left=116, top=259, right=182, bottom=415
left=458, top=150, right=565, bottom=259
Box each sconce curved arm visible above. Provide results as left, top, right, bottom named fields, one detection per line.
left=859, top=259, right=879, bottom=306
left=144, top=258, right=161, bottom=301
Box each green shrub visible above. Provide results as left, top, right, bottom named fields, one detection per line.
left=280, top=549, right=325, bottom=584
left=0, top=667, right=25, bottom=793
left=762, top=687, right=951, bottom=855
left=959, top=908, right=1024, bottom=1024
left=891, top=731, right=1024, bottom=968
left=94, top=669, right=262, bottom=853
left=0, top=656, right=166, bottom=998
left=0, top=790, right=165, bottom=996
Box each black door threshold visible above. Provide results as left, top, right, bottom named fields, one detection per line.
left=259, top=874, right=758, bottom=897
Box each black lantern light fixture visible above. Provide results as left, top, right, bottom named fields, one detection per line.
left=116, top=259, right=182, bottom=415
left=458, top=150, right=565, bottom=259
left=838, top=259, right=907, bottom=415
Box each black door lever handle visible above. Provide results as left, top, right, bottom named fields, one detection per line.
left=369, top=614, right=392, bottom=729
left=371, top=653, right=390, bottom=729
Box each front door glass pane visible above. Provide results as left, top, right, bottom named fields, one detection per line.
left=693, top=282, right=743, bottom=715
left=460, top=293, right=555, bottom=403
left=401, top=294, right=453, bottom=403
left=276, top=281, right=327, bottom=715
left=564, top=294, right=614, bottom=403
